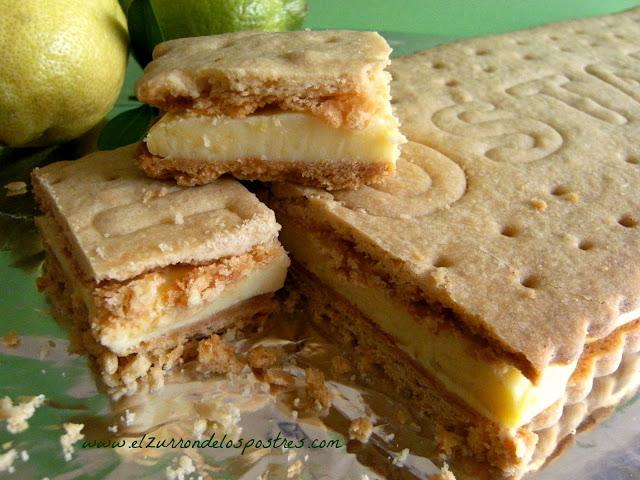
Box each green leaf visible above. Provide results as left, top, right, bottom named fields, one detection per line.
left=119, top=0, right=135, bottom=13
left=126, top=0, right=166, bottom=67
left=97, top=104, right=157, bottom=151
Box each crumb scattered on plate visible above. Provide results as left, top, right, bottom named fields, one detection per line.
left=166, top=455, right=196, bottom=480
left=60, top=422, right=84, bottom=461
left=349, top=416, right=373, bottom=443
left=0, top=394, right=46, bottom=434
left=4, top=181, right=27, bottom=197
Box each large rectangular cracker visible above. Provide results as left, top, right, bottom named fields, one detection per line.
left=386, top=8, right=640, bottom=375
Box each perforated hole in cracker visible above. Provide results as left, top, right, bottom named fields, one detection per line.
left=618, top=214, right=638, bottom=228
left=500, top=224, right=521, bottom=238
left=433, top=255, right=454, bottom=268
left=520, top=274, right=542, bottom=290
left=578, top=240, right=595, bottom=251
left=551, top=185, right=571, bottom=196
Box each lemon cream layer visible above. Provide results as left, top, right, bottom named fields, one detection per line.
left=38, top=216, right=289, bottom=356
left=98, top=253, right=289, bottom=355
left=280, top=221, right=577, bottom=429
left=145, top=111, right=404, bottom=166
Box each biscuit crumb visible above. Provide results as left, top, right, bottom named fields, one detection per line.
left=19, top=450, right=28, bottom=462
left=436, top=427, right=462, bottom=456
left=193, top=418, right=207, bottom=438
left=331, top=356, right=353, bottom=376
left=142, top=186, right=171, bottom=204
left=349, top=417, right=373, bottom=443
left=196, top=335, right=242, bottom=375
left=195, top=401, right=241, bottom=437
left=120, top=354, right=151, bottom=386
left=392, top=448, right=409, bottom=466
left=107, top=424, right=118, bottom=433
left=0, top=449, right=17, bottom=473
left=4, top=181, right=27, bottom=196
left=174, top=212, right=184, bottom=225
left=120, top=409, right=135, bottom=426
left=430, top=462, right=456, bottom=480
left=2, top=331, right=20, bottom=348
left=287, top=459, right=303, bottom=478
left=247, top=345, right=285, bottom=369
left=166, top=455, right=196, bottom=480
left=305, top=368, right=332, bottom=412
left=264, top=368, right=296, bottom=387
left=1, top=394, right=46, bottom=434
left=99, top=351, right=119, bottom=376
left=149, top=366, right=165, bottom=392
left=60, top=422, right=84, bottom=461
left=529, top=198, right=547, bottom=211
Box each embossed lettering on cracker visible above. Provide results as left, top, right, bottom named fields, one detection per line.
left=268, top=7, right=640, bottom=480
left=31, top=144, right=290, bottom=398
left=135, top=30, right=406, bottom=190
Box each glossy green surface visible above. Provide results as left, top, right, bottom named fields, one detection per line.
left=305, top=0, right=640, bottom=36
left=1, top=3, right=640, bottom=479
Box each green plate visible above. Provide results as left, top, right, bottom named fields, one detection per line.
left=1, top=31, right=639, bottom=480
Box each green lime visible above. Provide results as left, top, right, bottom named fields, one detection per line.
left=153, top=0, right=306, bottom=38
left=126, top=0, right=307, bottom=66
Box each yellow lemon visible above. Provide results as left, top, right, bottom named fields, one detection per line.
left=0, top=0, right=129, bottom=147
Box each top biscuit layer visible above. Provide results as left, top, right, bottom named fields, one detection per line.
left=135, top=30, right=392, bottom=128
left=32, top=144, right=280, bottom=283
left=272, top=8, right=640, bottom=379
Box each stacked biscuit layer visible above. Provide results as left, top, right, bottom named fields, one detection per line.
left=33, top=145, right=289, bottom=398
left=136, top=30, right=405, bottom=190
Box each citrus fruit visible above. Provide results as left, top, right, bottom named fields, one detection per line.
left=0, top=0, right=129, bottom=147
left=150, top=0, right=307, bottom=40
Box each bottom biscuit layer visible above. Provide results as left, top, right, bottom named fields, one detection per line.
left=39, top=251, right=276, bottom=398
left=289, top=265, right=640, bottom=479
left=138, top=143, right=393, bottom=190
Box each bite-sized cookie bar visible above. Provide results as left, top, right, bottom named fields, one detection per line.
left=135, top=30, right=405, bottom=190
left=32, top=144, right=289, bottom=397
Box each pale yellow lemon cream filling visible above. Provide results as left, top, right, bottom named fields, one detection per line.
left=145, top=110, right=405, bottom=166
left=280, top=222, right=577, bottom=429
left=100, top=253, right=289, bottom=355
left=39, top=216, right=289, bottom=356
